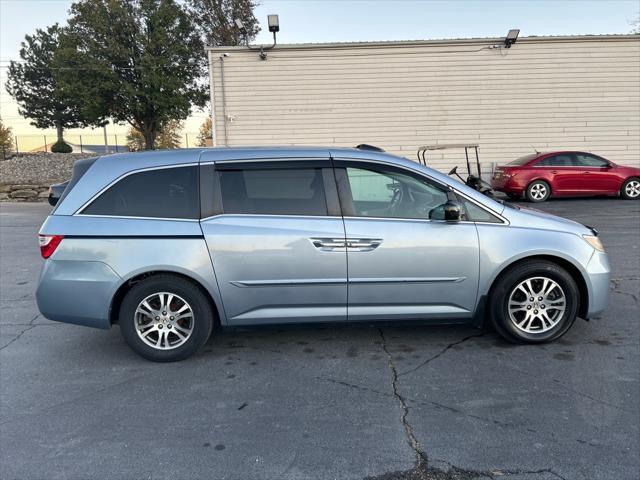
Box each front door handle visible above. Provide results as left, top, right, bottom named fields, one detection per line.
left=550, top=170, right=558, bottom=174
left=583, top=171, right=590, bottom=174
left=346, top=238, right=383, bottom=252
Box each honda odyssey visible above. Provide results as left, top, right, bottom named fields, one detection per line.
left=36, top=147, right=610, bottom=361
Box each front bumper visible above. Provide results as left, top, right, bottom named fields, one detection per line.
left=584, top=251, right=610, bottom=318
left=36, top=260, right=122, bottom=329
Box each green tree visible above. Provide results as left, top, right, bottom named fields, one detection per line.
left=127, top=120, right=183, bottom=151
left=58, top=0, right=207, bottom=150
left=0, top=119, right=14, bottom=155
left=5, top=24, right=93, bottom=150
left=196, top=117, right=212, bottom=146
left=186, top=0, right=260, bottom=47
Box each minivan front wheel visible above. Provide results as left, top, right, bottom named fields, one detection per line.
left=489, top=260, right=579, bottom=343
left=119, top=275, right=213, bottom=362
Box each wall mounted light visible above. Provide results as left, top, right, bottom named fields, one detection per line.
left=504, top=29, right=520, bottom=48
left=236, top=14, right=280, bottom=60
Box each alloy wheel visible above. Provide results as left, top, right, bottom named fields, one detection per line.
left=134, top=292, right=194, bottom=350
left=530, top=183, right=547, bottom=200
left=625, top=180, right=640, bottom=198
left=508, top=277, right=566, bottom=333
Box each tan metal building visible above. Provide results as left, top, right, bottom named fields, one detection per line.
left=207, top=35, right=640, bottom=172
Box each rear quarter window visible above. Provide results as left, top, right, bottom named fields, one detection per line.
left=82, top=166, right=199, bottom=219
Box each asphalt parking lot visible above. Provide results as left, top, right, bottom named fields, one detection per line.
left=1, top=198, right=638, bottom=480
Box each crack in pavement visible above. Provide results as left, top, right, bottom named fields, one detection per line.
left=609, top=279, right=639, bottom=305
left=365, top=329, right=572, bottom=480
left=317, top=375, right=520, bottom=431
left=398, top=332, right=490, bottom=377
left=551, top=379, right=631, bottom=414
left=0, top=375, right=145, bottom=427
left=429, top=458, right=569, bottom=480
left=0, top=314, right=39, bottom=351
left=378, top=328, right=429, bottom=470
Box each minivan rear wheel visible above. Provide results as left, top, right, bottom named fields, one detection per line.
left=489, top=260, right=579, bottom=343
left=119, top=275, right=213, bottom=362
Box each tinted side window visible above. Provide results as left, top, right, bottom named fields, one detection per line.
left=575, top=154, right=608, bottom=167
left=219, top=168, right=327, bottom=216
left=83, top=166, right=199, bottom=219
left=346, top=167, right=448, bottom=219
left=536, top=155, right=573, bottom=167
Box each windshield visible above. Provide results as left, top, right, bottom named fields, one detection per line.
left=507, top=153, right=538, bottom=166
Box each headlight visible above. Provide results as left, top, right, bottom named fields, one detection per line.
left=583, top=234, right=604, bottom=252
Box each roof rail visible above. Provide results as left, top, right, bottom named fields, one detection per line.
left=355, top=144, right=385, bottom=152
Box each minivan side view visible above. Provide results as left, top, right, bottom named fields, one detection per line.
left=36, top=147, right=610, bottom=361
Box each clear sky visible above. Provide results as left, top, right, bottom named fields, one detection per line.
left=1, top=0, right=638, bottom=145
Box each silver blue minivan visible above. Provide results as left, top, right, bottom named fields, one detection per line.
left=36, top=147, right=610, bottom=361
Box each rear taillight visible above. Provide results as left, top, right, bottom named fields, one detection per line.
left=38, top=234, right=64, bottom=259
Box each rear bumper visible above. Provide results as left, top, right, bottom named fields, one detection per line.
left=584, top=251, right=610, bottom=318
left=36, top=260, right=121, bottom=329
left=491, top=176, right=526, bottom=194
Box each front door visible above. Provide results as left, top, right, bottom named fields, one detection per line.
left=199, top=159, right=347, bottom=325
left=573, top=153, right=620, bottom=194
left=334, top=160, right=481, bottom=321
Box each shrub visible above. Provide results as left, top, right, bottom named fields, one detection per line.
left=51, top=140, right=72, bottom=153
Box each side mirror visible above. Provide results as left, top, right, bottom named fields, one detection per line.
left=605, top=162, right=613, bottom=169
left=429, top=201, right=462, bottom=221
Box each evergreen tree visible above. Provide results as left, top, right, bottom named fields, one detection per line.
left=5, top=24, right=94, bottom=150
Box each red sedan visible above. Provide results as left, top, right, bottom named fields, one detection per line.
left=491, top=151, right=640, bottom=202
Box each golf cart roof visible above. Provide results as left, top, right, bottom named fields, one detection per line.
left=417, top=143, right=479, bottom=151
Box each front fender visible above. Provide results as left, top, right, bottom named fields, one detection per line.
left=476, top=224, right=595, bottom=305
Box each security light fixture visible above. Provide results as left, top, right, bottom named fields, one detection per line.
left=504, top=29, right=520, bottom=48
left=268, top=15, right=280, bottom=33
left=235, top=14, right=280, bottom=60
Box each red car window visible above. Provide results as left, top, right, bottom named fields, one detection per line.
left=536, top=155, right=574, bottom=167
left=575, top=154, right=609, bottom=168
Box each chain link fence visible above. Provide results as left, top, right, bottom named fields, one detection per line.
left=1, top=132, right=208, bottom=159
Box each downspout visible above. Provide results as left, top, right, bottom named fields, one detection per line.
left=219, top=54, right=230, bottom=147
left=207, top=50, right=218, bottom=147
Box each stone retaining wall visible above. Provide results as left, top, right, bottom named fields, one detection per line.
left=0, top=153, right=93, bottom=202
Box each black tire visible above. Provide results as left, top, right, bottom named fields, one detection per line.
left=488, top=260, right=579, bottom=344
left=119, top=275, right=214, bottom=362
left=525, top=180, right=551, bottom=203
left=506, top=192, right=521, bottom=201
left=620, top=177, right=640, bottom=200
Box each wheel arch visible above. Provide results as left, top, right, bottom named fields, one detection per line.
left=623, top=175, right=640, bottom=186
left=527, top=177, right=552, bottom=191
left=109, top=270, right=224, bottom=327
left=485, top=254, right=589, bottom=321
